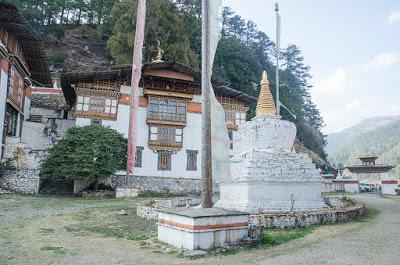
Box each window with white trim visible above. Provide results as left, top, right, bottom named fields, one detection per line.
left=77, top=96, right=90, bottom=111
left=105, top=99, right=118, bottom=114
left=76, top=96, right=118, bottom=114
left=149, top=126, right=183, bottom=144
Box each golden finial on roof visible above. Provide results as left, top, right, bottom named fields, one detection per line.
left=152, top=40, right=164, bottom=63
left=256, top=70, right=276, bottom=117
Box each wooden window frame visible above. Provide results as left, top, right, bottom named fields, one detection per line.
left=186, top=150, right=198, bottom=171
left=149, top=126, right=183, bottom=144
left=157, top=150, right=172, bottom=171
left=105, top=99, right=118, bottom=114
left=148, top=97, right=186, bottom=122
left=135, top=146, right=144, bottom=168
left=77, top=96, right=118, bottom=115
left=5, top=103, right=18, bottom=137
left=77, top=96, right=90, bottom=111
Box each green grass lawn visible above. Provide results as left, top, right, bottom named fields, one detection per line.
left=262, top=228, right=312, bottom=245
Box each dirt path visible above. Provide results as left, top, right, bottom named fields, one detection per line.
left=1, top=194, right=399, bottom=265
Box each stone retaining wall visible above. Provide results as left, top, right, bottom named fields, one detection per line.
left=137, top=197, right=366, bottom=229
left=111, top=174, right=218, bottom=196
left=0, top=170, right=40, bottom=194
left=249, top=199, right=366, bottom=229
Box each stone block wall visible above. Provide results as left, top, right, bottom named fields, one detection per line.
left=249, top=199, right=365, bottom=229
left=111, top=174, right=219, bottom=196
left=0, top=170, right=40, bottom=194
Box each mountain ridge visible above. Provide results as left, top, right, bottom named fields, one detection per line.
left=327, top=116, right=400, bottom=179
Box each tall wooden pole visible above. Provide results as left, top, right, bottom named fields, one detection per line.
left=201, top=0, right=213, bottom=208
left=127, top=0, right=146, bottom=178
left=275, top=3, right=281, bottom=116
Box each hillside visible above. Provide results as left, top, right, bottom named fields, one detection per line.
left=326, top=116, right=400, bottom=153
left=328, top=117, right=400, bottom=179
left=44, top=25, right=110, bottom=72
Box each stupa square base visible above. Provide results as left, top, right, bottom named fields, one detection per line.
left=215, top=181, right=327, bottom=213
left=157, top=208, right=249, bottom=250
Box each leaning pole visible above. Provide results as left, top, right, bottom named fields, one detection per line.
left=127, top=0, right=146, bottom=178
left=201, top=0, right=213, bottom=208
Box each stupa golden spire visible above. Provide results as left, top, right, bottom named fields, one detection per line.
left=256, top=71, right=276, bottom=116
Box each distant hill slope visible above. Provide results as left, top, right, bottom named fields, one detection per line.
left=326, top=116, right=400, bottom=153
left=327, top=117, right=400, bottom=179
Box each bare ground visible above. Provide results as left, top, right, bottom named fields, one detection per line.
left=0, top=193, right=399, bottom=265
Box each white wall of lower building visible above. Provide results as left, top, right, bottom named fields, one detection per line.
left=382, top=183, right=398, bottom=195
left=23, top=97, right=31, bottom=120
left=0, top=69, right=8, bottom=146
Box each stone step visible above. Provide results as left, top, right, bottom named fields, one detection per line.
left=0, top=188, right=13, bottom=195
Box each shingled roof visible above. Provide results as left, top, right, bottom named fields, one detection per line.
left=0, top=2, right=52, bottom=87
left=61, top=61, right=257, bottom=106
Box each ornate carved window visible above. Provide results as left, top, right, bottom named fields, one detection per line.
left=9, top=69, right=24, bottom=109
left=76, top=96, right=118, bottom=120
left=217, top=96, right=248, bottom=130
left=149, top=126, right=183, bottom=151
left=158, top=151, right=172, bottom=171
left=77, top=96, right=118, bottom=113
left=186, top=150, right=198, bottom=171
left=147, top=98, right=186, bottom=123
left=224, top=110, right=246, bottom=126
left=5, top=103, right=18, bottom=136
left=135, top=146, right=144, bottom=168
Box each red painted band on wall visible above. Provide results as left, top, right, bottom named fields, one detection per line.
left=158, top=218, right=248, bottom=231
left=31, top=88, right=63, bottom=93
left=381, top=180, right=398, bottom=185
left=332, top=180, right=360, bottom=184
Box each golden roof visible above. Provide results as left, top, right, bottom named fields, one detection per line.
left=256, top=71, right=276, bottom=116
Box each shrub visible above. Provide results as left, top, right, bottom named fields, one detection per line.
left=46, top=24, right=65, bottom=39
left=39, top=126, right=127, bottom=189
left=0, top=158, right=16, bottom=177
left=48, top=50, right=69, bottom=66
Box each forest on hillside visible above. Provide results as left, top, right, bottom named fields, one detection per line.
left=6, top=0, right=328, bottom=160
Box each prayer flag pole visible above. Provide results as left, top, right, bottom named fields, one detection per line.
left=201, top=0, right=213, bottom=208
left=127, top=0, right=146, bottom=178
left=275, top=3, right=281, bottom=116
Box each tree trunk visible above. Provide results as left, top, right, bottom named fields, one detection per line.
left=94, top=180, right=99, bottom=191
left=60, top=1, right=66, bottom=24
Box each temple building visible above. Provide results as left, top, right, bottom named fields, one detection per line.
left=0, top=3, right=52, bottom=157
left=334, top=156, right=397, bottom=195
left=61, top=60, right=256, bottom=191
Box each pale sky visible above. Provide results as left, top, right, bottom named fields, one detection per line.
left=223, top=0, right=400, bottom=133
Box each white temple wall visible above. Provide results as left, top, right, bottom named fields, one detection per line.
left=76, top=105, right=203, bottom=179
left=102, top=104, right=131, bottom=137
left=0, top=69, right=8, bottom=145
left=23, top=96, right=31, bottom=120
left=133, top=111, right=202, bottom=179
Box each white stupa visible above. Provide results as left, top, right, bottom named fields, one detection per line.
left=215, top=71, right=327, bottom=213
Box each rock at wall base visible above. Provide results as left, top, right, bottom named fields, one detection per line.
left=115, top=187, right=139, bottom=198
